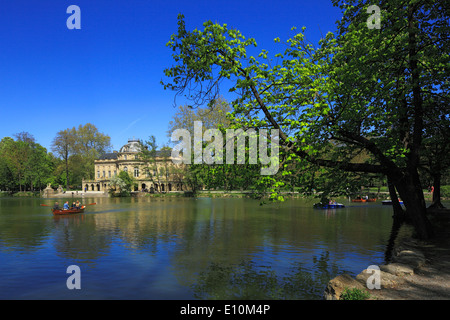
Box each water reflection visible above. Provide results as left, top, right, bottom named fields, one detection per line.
left=191, top=250, right=342, bottom=300
left=52, top=214, right=112, bottom=262
left=0, top=197, right=396, bottom=299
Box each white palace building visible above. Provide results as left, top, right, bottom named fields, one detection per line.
left=82, top=139, right=186, bottom=194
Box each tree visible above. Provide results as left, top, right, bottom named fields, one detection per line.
left=51, top=124, right=112, bottom=189
left=420, top=111, right=450, bottom=208
left=13, top=131, right=36, bottom=144
left=23, top=142, right=54, bottom=191
left=72, top=123, right=112, bottom=181
left=118, top=171, right=135, bottom=195
left=109, top=172, right=132, bottom=196
left=0, top=135, right=56, bottom=192
left=51, top=128, right=76, bottom=190
left=326, top=0, right=449, bottom=237
left=167, top=96, right=265, bottom=192
left=0, top=138, right=15, bottom=191
left=167, top=96, right=232, bottom=138
left=0, top=135, right=34, bottom=191
left=139, top=135, right=162, bottom=192
left=162, top=2, right=449, bottom=239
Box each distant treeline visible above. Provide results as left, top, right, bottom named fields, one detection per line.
left=0, top=124, right=111, bottom=192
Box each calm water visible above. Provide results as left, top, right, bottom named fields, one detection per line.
left=0, top=196, right=395, bottom=299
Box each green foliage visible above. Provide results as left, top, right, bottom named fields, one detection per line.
left=109, top=171, right=136, bottom=196
left=109, top=175, right=127, bottom=196
left=12, top=191, right=40, bottom=197
left=163, top=3, right=449, bottom=174
left=162, top=1, right=449, bottom=239
left=138, top=135, right=174, bottom=192
left=166, top=94, right=267, bottom=193
left=167, top=96, right=232, bottom=138
left=120, top=171, right=135, bottom=195
left=0, top=124, right=111, bottom=192
left=0, top=135, right=55, bottom=191
left=51, top=123, right=112, bottom=189
left=340, top=287, right=371, bottom=300
left=440, top=186, right=450, bottom=198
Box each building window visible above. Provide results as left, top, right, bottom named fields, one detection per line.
left=124, top=155, right=127, bottom=160
left=103, top=171, right=105, bottom=178
left=114, top=170, right=117, bottom=176
left=97, top=171, right=100, bottom=178
left=134, top=167, right=139, bottom=178
left=135, top=155, right=138, bottom=160
left=124, top=166, right=128, bottom=173
left=108, top=171, right=111, bottom=178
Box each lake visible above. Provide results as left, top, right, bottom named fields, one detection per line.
left=0, top=196, right=395, bottom=299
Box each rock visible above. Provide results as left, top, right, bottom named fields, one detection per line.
left=395, top=257, right=425, bottom=270
left=323, top=214, right=450, bottom=300
left=392, top=250, right=427, bottom=269
left=397, top=249, right=424, bottom=259
left=380, top=263, right=415, bottom=276
left=323, top=274, right=367, bottom=300
left=355, top=268, right=403, bottom=289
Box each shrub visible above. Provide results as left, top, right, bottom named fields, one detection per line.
left=440, top=185, right=450, bottom=198
left=340, top=287, right=371, bottom=300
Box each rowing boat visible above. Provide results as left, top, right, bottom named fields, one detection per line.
left=52, top=206, right=85, bottom=215
left=313, top=203, right=345, bottom=209
left=382, top=200, right=403, bottom=205
left=351, top=198, right=377, bottom=202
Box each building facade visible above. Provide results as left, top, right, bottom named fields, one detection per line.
left=82, top=139, right=186, bottom=193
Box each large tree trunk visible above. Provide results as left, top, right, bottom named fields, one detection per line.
left=387, top=177, right=406, bottom=223
left=429, top=172, right=445, bottom=209
left=393, top=169, right=433, bottom=240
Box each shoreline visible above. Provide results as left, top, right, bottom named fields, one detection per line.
left=5, top=189, right=447, bottom=202
left=324, top=207, right=450, bottom=300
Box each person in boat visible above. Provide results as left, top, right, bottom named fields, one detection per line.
left=63, top=201, right=70, bottom=210
left=75, top=200, right=81, bottom=209
left=71, top=202, right=77, bottom=208
left=53, top=202, right=60, bottom=210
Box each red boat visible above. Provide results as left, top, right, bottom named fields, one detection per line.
left=351, top=198, right=377, bottom=202
left=52, top=206, right=85, bottom=215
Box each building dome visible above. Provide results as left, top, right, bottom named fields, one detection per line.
left=119, top=139, right=141, bottom=153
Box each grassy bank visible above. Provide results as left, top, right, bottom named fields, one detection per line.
left=0, top=191, right=44, bottom=197
left=139, top=190, right=317, bottom=200
left=13, top=191, right=41, bottom=197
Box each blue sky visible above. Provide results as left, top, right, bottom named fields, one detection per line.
left=0, top=0, right=342, bottom=153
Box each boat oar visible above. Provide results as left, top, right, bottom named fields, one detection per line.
left=40, top=204, right=51, bottom=207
